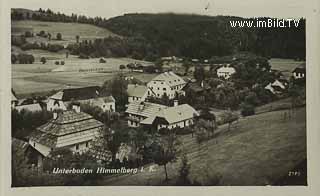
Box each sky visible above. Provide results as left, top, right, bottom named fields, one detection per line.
left=10, top=0, right=309, bottom=19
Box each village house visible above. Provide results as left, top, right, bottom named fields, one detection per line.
left=292, top=63, right=306, bottom=80
left=46, top=86, right=115, bottom=112
left=265, top=79, right=289, bottom=95
left=147, top=71, right=186, bottom=99
left=28, top=105, right=104, bottom=168
left=125, top=101, right=168, bottom=127
left=140, top=101, right=199, bottom=130
left=217, top=65, right=236, bottom=79
left=127, top=84, right=151, bottom=103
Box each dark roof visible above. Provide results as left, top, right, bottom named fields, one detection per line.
left=31, top=110, right=104, bottom=147
left=51, top=86, right=104, bottom=101
left=292, top=63, right=306, bottom=73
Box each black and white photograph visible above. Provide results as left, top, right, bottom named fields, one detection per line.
left=4, top=0, right=314, bottom=189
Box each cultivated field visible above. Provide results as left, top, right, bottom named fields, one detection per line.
left=12, top=20, right=119, bottom=46
left=99, top=107, right=306, bottom=185
left=12, top=49, right=156, bottom=96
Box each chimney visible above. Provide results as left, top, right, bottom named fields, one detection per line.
left=139, top=102, right=145, bottom=110
left=174, top=100, right=179, bottom=107
left=53, top=112, right=58, bottom=120
left=72, top=103, right=81, bottom=113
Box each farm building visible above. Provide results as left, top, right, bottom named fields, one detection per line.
left=217, top=65, right=236, bottom=79
left=28, top=106, right=104, bottom=168
left=147, top=71, right=186, bottom=99
left=292, top=63, right=306, bottom=80
left=127, top=84, right=152, bottom=103
left=46, top=86, right=116, bottom=112
left=265, top=79, right=289, bottom=95
left=140, top=102, right=199, bottom=130
left=125, top=101, right=168, bottom=127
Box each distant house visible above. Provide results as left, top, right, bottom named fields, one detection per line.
left=265, top=79, right=289, bottom=95
left=147, top=71, right=186, bottom=99
left=140, top=102, right=199, bottom=130
left=28, top=106, right=104, bottom=168
left=292, top=63, right=306, bottom=80
left=217, top=65, right=236, bottom=79
left=125, top=101, right=168, bottom=127
left=127, top=84, right=149, bottom=103
left=46, top=86, right=115, bottom=112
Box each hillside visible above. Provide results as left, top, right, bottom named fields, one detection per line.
left=103, top=13, right=305, bottom=59
left=99, top=107, right=306, bottom=185
left=12, top=20, right=119, bottom=46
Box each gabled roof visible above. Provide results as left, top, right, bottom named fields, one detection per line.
left=31, top=110, right=104, bottom=148
left=151, top=71, right=186, bottom=87
left=141, top=104, right=199, bottom=125
left=50, top=86, right=102, bottom=101
left=125, top=101, right=167, bottom=118
left=292, top=63, right=306, bottom=73
left=127, top=84, right=148, bottom=98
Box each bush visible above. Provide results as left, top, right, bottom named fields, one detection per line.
left=16, top=54, right=35, bottom=64
left=79, top=53, right=89, bottom=59
left=60, top=61, right=65, bottom=65
left=47, top=44, right=64, bottom=52
left=55, top=61, right=60, bottom=65
left=56, top=33, right=62, bottom=40
left=40, top=57, right=46, bottom=64
left=24, top=31, right=33, bottom=38
left=119, top=64, right=126, bottom=70
left=241, top=103, right=255, bottom=116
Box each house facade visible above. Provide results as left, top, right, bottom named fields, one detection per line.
left=217, top=65, right=236, bottom=79
left=147, top=71, right=186, bottom=99
left=292, top=63, right=306, bottom=80
left=125, top=101, right=168, bottom=127
left=46, top=86, right=115, bottom=112
left=28, top=106, right=104, bottom=168
left=127, top=84, right=150, bottom=103
left=140, top=102, right=199, bottom=130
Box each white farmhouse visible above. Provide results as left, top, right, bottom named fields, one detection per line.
left=217, top=65, right=236, bottom=79
left=141, top=101, right=199, bottom=130
left=147, top=71, right=186, bottom=99
left=125, top=101, right=168, bottom=127
left=292, top=63, right=306, bottom=80
left=47, top=86, right=115, bottom=112
left=127, top=84, right=151, bottom=103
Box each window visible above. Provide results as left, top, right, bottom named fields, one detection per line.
left=154, top=81, right=156, bottom=84
left=86, top=142, right=89, bottom=148
left=33, top=142, right=36, bottom=147
left=157, top=94, right=160, bottom=97
left=158, top=87, right=160, bottom=90
left=161, top=82, right=164, bottom=84
left=163, top=88, right=166, bottom=91
left=76, top=144, right=79, bottom=150
left=148, top=91, right=150, bottom=95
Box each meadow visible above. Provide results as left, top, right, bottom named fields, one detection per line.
left=99, top=107, right=306, bottom=186
left=12, top=20, right=119, bottom=46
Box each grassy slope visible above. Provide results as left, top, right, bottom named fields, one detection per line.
left=12, top=20, right=119, bottom=46
left=99, top=107, right=306, bottom=186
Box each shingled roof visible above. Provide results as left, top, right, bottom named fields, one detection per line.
left=50, top=86, right=102, bottom=101
left=151, top=71, right=186, bottom=87
left=31, top=110, right=104, bottom=148
left=125, top=101, right=167, bottom=118
left=141, top=104, right=199, bottom=125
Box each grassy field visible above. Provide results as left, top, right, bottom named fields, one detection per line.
left=12, top=20, right=119, bottom=46
left=99, top=107, right=306, bottom=186
left=11, top=49, right=156, bottom=96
